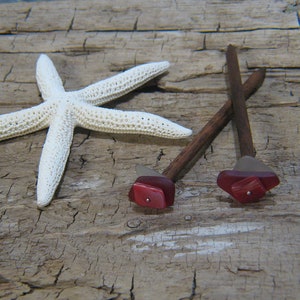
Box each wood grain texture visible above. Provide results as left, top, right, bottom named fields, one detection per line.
left=0, top=1, right=299, bottom=299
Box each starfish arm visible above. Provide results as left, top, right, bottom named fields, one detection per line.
left=0, top=102, right=54, bottom=141
left=37, top=105, right=75, bottom=207
left=73, top=61, right=170, bottom=106
left=36, top=54, right=65, bottom=100
left=74, top=102, right=192, bottom=139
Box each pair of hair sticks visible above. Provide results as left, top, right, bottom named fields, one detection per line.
left=129, top=45, right=280, bottom=209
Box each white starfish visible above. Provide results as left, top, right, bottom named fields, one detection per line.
left=0, top=55, right=192, bottom=208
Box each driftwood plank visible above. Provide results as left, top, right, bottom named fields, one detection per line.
left=0, top=0, right=299, bottom=299
left=0, top=0, right=299, bottom=33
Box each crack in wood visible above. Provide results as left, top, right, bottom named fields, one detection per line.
left=6, top=182, right=14, bottom=198
left=130, top=274, right=135, bottom=300
left=53, top=264, right=64, bottom=286
left=66, top=211, right=79, bottom=229
left=76, top=131, right=90, bottom=147
left=3, top=65, right=13, bottom=82
left=133, top=17, right=138, bottom=31
left=179, top=270, right=199, bottom=300
left=67, top=8, right=76, bottom=32
left=107, top=148, right=116, bottom=166
left=79, top=155, right=88, bottom=169
left=24, top=8, right=32, bottom=22
left=156, top=148, right=165, bottom=162
left=190, top=269, right=197, bottom=299
left=34, top=210, right=42, bottom=226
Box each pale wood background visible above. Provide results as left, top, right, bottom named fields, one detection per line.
left=0, top=1, right=299, bottom=299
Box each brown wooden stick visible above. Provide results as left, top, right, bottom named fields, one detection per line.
left=226, top=44, right=255, bottom=157
left=162, top=67, right=266, bottom=182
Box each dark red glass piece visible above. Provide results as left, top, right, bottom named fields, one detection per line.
left=129, top=176, right=175, bottom=209
left=217, top=170, right=280, bottom=203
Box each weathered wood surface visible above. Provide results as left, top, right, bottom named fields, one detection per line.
left=0, top=0, right=299, bottom=299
